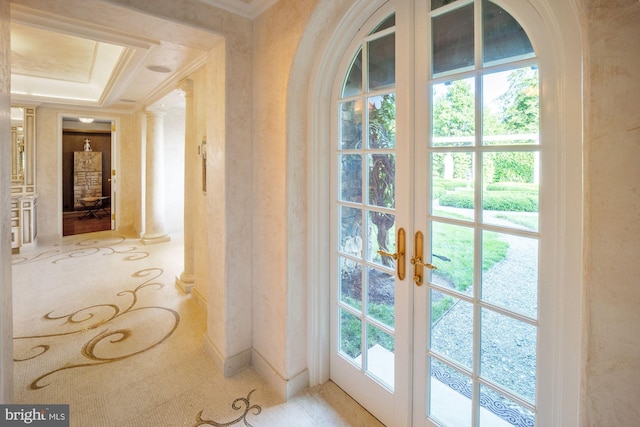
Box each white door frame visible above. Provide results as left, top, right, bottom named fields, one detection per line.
left=56, top=113, right=119, bottom=237
left=304, top=0, right=584, bottom=425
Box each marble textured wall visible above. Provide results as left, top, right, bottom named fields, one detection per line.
left=582, top=0, right=640, bottom=424
left=103, top=0, right=256, bottom=377
left=0, top=0, right=12, bottom=403
left=252, top=0, right=319, bottom=397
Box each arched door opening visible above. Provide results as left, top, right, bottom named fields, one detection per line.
left=302, top=0, right=583, bottom=426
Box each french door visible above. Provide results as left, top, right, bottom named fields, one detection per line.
left=331, top=1, right=548, bottom=426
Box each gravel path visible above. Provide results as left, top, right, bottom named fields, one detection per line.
left=431, top=209, right=538, bottom=422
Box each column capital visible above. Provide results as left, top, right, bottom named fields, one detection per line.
left=178, top=79, right=194, bottom=97
left=144, top=108, right=167, bottom=117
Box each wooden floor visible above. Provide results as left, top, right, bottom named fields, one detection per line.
left=63, top=209, right=112, bottom=236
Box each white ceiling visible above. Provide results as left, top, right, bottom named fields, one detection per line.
left=9, top=0, right=275, bottom=112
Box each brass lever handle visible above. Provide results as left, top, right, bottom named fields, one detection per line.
left=377, top=250, right=399, bottom=260
left=410, top=257, right=438, bottom=270
left=376, top=228, right=405, bottom=280
left=412, top=231, right=438, bottom=286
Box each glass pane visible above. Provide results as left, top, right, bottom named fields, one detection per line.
left=431, top=222, right=475, bottom=293
left=482, top=67, right=539, bottom=146
left=368, top=94, right=396, bottom=149
left=339, top=154, right=362, bottom=203
left=367, top=324, right=394, bottom=389
left=430, top=290, right=473, bottom=370
left=340, top=99, right=363, bottom=149
left=367, top=211, right=396, bottom=267
left=482, top=232, right=538, bottom=318
left=342, top=49, right=363, bottom=98
left=368, top=33, right=395, bottom=90
left=370, top=13, right=395, bottom=34
left=431, top=0, right=457, bottom=10
left=429, top=358, right=472, bottom=426
left=368, top=153, right=395, bottom=208
left=339, top=308, right=362, bottom=367
left=432, top=4, right=474, bottom=75
left=481, top=308, right=537, bottom=402
left=483, top=0, right=534, bottom=65
left=367, top=267, right=395, bottom=328
left=480, top=384, right=536, bottom=427
left=339, top=206, right=362, bottom=256
left=482, top=151, right=539, bottom=232
left=432, top=152, right=475, bottom=222
left=432, top=78, right=475, bottom=147
left=340, top=257, right=362, bottom=309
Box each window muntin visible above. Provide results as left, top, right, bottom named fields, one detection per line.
left=337, top=13, right=397, bottom=392
left=427, top=1, right=540, bottom=425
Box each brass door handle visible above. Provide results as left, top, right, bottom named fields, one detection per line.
left=410, top=257, right=438, bottom=271
left=377, top=228, right=405, bottom=280
left=378, top=250, right=399, bottom=260
left=411, top=231, right=437, bottom=286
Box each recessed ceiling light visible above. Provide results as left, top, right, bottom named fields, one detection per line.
left=146, top=65, right=172, bottom=73
left=119, top=99, right=136, bottom=103
left=78, top=117, right=94, bottom=123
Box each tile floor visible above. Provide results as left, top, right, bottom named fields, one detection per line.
left=11, top=231, right=383, bottom=427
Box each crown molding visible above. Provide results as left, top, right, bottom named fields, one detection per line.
left=197, top=0, right=279, bottom=19
left=11, top=4, right=160, bottom=49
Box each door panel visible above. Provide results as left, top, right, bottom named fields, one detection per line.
left=331, top=2, right=545, bottom=426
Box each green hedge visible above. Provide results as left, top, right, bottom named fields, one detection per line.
left=432, top=185, right=446, bottom=200
left=486, top=182, right=538, bottom=192
left=439, top=189, right=538, bottom=212
left=433, top=178, right=470, bottom=191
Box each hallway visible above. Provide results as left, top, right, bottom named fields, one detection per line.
left=11, top=231, right=382, bottom=427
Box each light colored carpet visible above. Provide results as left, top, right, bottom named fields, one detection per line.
left=12, top=231, right=383, bottom=427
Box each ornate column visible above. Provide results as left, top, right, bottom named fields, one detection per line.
left=176, top=80, right=195, bottom=292
left=141, top=110, right=170, bottom=245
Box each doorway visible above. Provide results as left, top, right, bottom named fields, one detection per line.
left=62, top=118, right=114, bottom=236
left=328, top=1, right=559, bottom=426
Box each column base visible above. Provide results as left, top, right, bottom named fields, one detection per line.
left=175, top=273, right=195, bottom=294
left=140, top=233, right=171, bottom=245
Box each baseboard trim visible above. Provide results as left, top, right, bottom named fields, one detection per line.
left=191, top=287, right=206, bottom=313
left=252, top=348, right=309, bottom=401
left=202, top=335, right=252, bottom=377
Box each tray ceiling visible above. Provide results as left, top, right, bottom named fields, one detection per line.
left=9, top=0, right=275, bottom=112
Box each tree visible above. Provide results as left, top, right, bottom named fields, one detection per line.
left=497, top=67, right=539, bottom=134
left=369, top=94, right=396, bottom=267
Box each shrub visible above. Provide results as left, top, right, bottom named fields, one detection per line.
left=439, top=189, right=538, bottom=212
left=432, top=185, right=446, bottom=199
left=433, top=178, right=470, bottom=191
left=439, top=190, right=474, bottom=209
left=484, top=191, right=538, bottom=212
left=486, top=182, right=538, bottom=192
